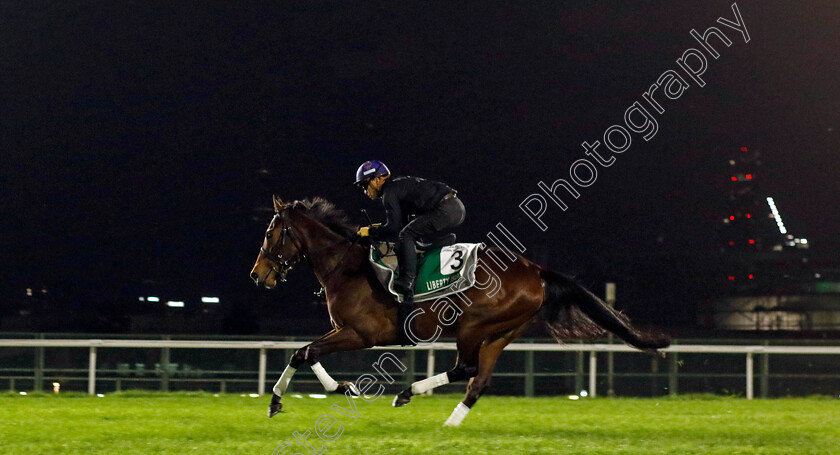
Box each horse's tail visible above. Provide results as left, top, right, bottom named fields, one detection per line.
left=539, top=270, right=670, bottom=352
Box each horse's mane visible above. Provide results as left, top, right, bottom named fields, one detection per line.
left=293, top=198, right=358, bottom=239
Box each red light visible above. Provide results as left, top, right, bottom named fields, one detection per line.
left=731, top=176, right=738, bottom=181
left=749, top=239, right=755, bottom=244
left=728, top=241, right=735, bottom=246
left=728, top=276, right=735, bottom=281
left=749, top=274, right=754, bottom=279
left=746, top=214, right=751, bottom=218
left=729, top=216, right=735, bottom=220
left=746, top=174, right=753, bottom=180
left=741, top=147, right=748, bottom=151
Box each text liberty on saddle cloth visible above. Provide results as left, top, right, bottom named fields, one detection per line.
left=369, top=242, right=481, bottom=302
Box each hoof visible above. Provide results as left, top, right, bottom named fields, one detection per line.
left=335, top=381, right=359, bottom=396
left=267, top=394, right=283, bottom=418
left=392, top=389, right=412, bottom=407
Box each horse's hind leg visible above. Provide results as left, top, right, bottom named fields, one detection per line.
left=393, top=338, right=481, bottom=407
left=443, top=324, right=527, bottom=427
left=392, top=358, right=478, bottom=407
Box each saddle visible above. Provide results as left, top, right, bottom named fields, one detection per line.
left=416, top=233, right=457, bottom=251
left=369, top=237, right=481, bottom=303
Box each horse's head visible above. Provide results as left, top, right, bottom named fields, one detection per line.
left=250, top=195, right=305, bottom=289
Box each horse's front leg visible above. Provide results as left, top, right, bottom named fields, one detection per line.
left=268, top=328, right=367, bottom=418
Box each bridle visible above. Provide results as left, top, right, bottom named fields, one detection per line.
left=259, top=208, right=354, bottom=283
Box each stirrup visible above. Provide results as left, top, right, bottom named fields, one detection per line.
left=393, top=276, right=415, bottom=296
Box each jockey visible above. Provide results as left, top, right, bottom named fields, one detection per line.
left=355, top=160, right=466, bottom=301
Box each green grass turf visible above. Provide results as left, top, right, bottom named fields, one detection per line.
left=1, top=391, right=839, bottom=455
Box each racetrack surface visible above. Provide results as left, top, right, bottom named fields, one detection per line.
left=2, top=392, right=838, bottom=454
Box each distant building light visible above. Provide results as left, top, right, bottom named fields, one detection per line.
left=166, top=301, right=185, bottom=308
left=138, top=297, right=145, bottom=302
left=147, top=296, right=160, bottom=302
left=201, top=297, right=220, bottom=303
left=766, top=197, right=788, bottom=234
left=800, top=238, right=808, bottom=245
left=815, top=273, right=822, bottom=279
left=26, top=288, right=32, bottom=297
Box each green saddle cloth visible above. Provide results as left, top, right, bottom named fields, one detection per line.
left=369, top=243, right=481, bottom=302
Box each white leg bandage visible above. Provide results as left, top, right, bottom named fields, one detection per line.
left=411, top=372, right=449, bottom=395
left=272, top=365, right=296, bottom=396
left=311, top=362, right=339, bottom=392
left=443, top=402, right=471, bottom=427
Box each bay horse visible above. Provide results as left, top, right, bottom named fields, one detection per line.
left=250, top=196, right=670, bottom=426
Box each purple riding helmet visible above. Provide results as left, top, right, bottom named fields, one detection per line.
left=354, top=160, right=391, bottom=185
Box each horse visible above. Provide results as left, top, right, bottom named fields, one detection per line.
left=250, top=195, right=670, bottom=426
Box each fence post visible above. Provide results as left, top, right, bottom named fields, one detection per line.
left=425, top=349, right=435, bottom=396
left=746, top=352, right=754, bottom=400
left=575, top=351, right=584, bottom=393
left=668, top=352, right=679, bottom=396
left=34, top=334, right=45, bottom=393
left=524, top=350, right=534, bottom=398
left=258, top=348, right=267, bottom=396
left=605, top=284, right=616, bottom=398
left=88, top=346, right=97, bottom=395
left=405, top=350, right=416, bottom=387
left=607, top=335, right=615, bottom=397
left=160, top=346, right=170, bottom=392
left=760, top=351, right=769, bottom=399
left=651, top=356, right=659, bottom=397
left=589, top=351, right=597, bottom=398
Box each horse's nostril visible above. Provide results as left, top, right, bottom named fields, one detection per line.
left=250, top=271, right=260, bottom=281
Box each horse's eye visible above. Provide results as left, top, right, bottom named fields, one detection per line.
left=266, top=231, right=273, bottom=238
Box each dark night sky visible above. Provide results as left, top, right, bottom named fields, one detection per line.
left=1, top=1, right=839, bottom=330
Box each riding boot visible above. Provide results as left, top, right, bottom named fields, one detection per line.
left=393, top=238, right=417, bottom=296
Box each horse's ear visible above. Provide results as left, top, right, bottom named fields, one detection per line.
left=272, top=195, right=285, bottom=211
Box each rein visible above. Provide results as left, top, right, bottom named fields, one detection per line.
left=261, top=209, right=356, bottom=282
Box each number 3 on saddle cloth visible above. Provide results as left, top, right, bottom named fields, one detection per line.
left=369, top=242, right=482, bottom=303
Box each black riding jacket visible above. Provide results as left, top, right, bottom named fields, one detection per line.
left=368, top=176, right=455, bottom=240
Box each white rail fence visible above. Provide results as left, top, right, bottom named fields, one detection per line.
left=2, top=339, right=840, bottom=399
